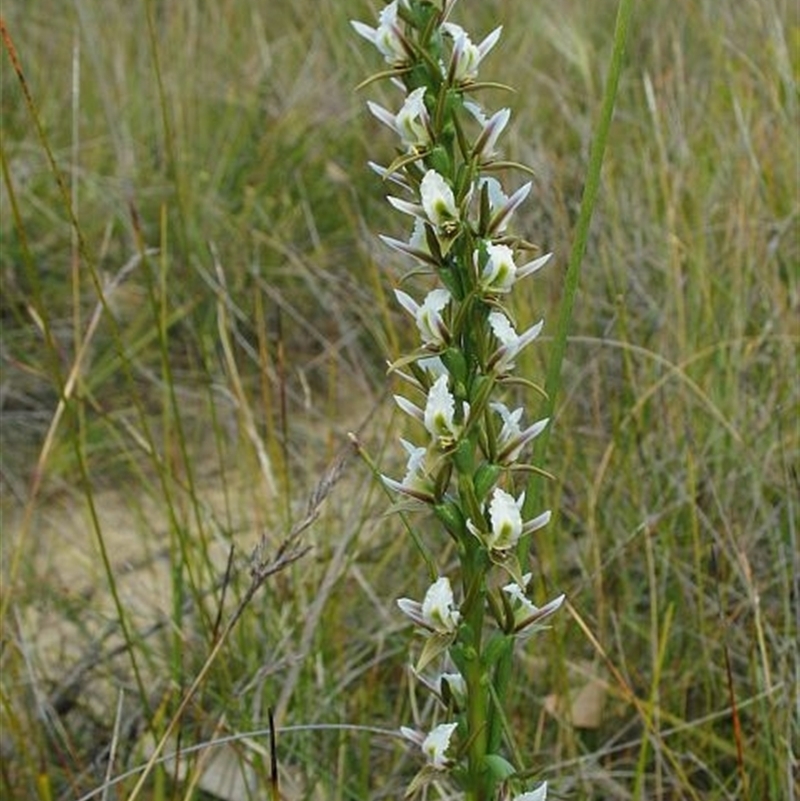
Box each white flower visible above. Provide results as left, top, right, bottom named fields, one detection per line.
left=420, top=169, right=459, bottom=228
left=472, top=107, right=511, bottom=161
left=512, top=783, right=548, bottom=801
left=485, top=181, right=533, bottom=235
left=400, top=438, right=427, bottom=483
left=386, top=171, right=460, bottom=251
left=394, top=379, right=467, bottom=447
left=394, top=287, right=451, bottom=346
left=493, top=402, right=524, bottom=444
left=381, top=438, right=435, bottom=502
left=478, top=243, right=518, bottom=292
left=437, top=671, right=467, bottom=708
left=487, top=488, right=524, bottom=550
left=491, top=402, right=549, bottom=465
left=379, top=218, right=437, bottom=267
left=443, top=22, right=503, bottom=82
left=470, top=176, right=514, bottom=235
left=397, top=576, right=461, bottom=634
left=400, top=721, right=459, bottom=770
left=422, top=577, right=461, bottom=632
left=395, top=87, right=431, bottom=148
left=478, top=242, right=551, bottom=295
left=502, top=575, right=564, bottom=634
left=424, top=374, right=461, bottom=444
left=367, top=86, right=430, bottom=149
left=421, top=722, right=458, bottom=769
left=351, top=1, right=408, bottom=65
left=488, top=311, right=544, bottom=374
left=468, top=490, right=552, bottom=552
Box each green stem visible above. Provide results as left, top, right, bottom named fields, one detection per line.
left=462, top=548, right=490, bottom=799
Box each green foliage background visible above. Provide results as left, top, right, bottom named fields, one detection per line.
left=1, top=0, right=797, bottom=799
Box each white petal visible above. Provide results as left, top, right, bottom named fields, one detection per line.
left=482, top=243, right=517, bottom=291
left=394, top=288, right=420, bottom=319
left=420, top=170, right=458, bottom=226
left=351, top=20, right=378, bottom=44
left=478, top=26, right=503, bottom=58
left=422, top=722, right=458, bottom=769
left=489, top=181, right=531, bottom=234
left=369, top=162, right=411, bottom=193
left=513, top=782, right=548, bottom=801
left=421, top=576, right=460, bottom=632
left=488, top=311, right=517, bottom=346
left=400, top=725, right=424, bottom=746
left=463, top=100, right=488, bottom=127
left=517, top=252, right=553, bottom=280
left=397, top=597, right=424, bottom=626
left=367, top=100, right=399, bottom=133
left=474, top=107, right=511, bottom=159
left=394, top=393, right=423, bottom=422
left=387, top=195, right=424, bottom=218
left=418, top=355, right=447, bottom=378
left=380, top=474, right=405, bottom=494
left=492, top=402, right=524, bottom=440
left=522, top=509, right=552, bottom=535
left=488, top=488, right=523, bottom=548
left=424, top=374, right=456, bottom=438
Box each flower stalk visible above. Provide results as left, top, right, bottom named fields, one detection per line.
left=353, top=2, right=568, bottom=797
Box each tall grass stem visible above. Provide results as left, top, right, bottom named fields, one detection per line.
left=522, top=0, right=634, bottom=520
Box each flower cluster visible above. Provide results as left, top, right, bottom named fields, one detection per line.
left=353, top=2, right=562, bottom=797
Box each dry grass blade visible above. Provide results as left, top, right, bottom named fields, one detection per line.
left=124, top=440, right=354, bottom=801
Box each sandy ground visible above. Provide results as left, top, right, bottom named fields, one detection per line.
left=2, top=466, right=282, bottom=799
